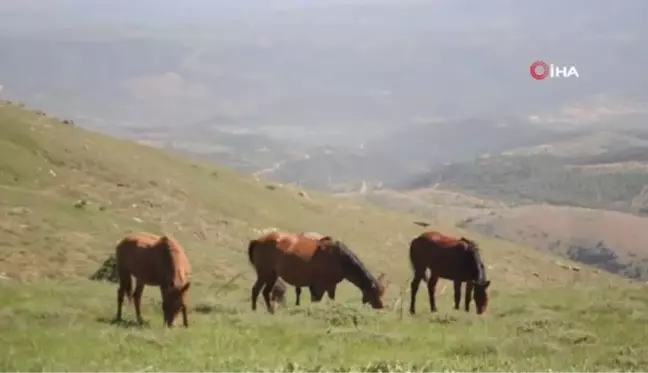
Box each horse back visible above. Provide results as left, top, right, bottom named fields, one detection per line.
left=410, top=231, right=474, bottom=281
left=420, top=231, right=468, bottom=249
left=249, top=231, right=298, bottom=270
left=298, top=232, right=325, bottom=240
left=252, top=231, right=339, bottom=286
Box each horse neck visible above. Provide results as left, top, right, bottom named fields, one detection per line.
left=339, top=250, right=375, bottom=293
left=469, top=248, right=487, bottom=283
left=159, top=243, right=182, bottom=288
left=344, top=273, right=374, bottom=293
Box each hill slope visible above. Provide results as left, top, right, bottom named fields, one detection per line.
left=459, top=205, right=648, bottom=280
left=0, top=102, right=646, bottom=371
left=399, top=151, right=648, bottom=215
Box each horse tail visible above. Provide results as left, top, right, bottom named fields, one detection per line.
left=409, top=236, right=429, bottom=281
left=247, top=239, right=259, bottom=267
left=115, top=256, right=133, bottom=303
left=119, top=270, right=134, bottom=303
left=114, top=237, right=134, bottom=303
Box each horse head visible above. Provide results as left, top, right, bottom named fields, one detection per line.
left=471, top=279, right=491, bottom=315
left=361, top=272, right=388, bottom=309
left=161, top=282, right=191, bottom=327
left=462, top=238, right=488, bottom=314
left=376, top=272, right=390, bottom=296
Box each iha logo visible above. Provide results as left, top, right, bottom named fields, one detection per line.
left=529, top=60, right=579, bottom=80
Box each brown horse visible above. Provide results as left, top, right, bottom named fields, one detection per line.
left=409, top=231, right=490, bottom=315
left=114, top=232, right=191, bottom=327
left=247, top=231, right=386, bottom=313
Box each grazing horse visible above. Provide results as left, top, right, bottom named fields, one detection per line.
left=114, top=232, right=191, bottom=327
left=247, top=231, right=386, bottom=313
left=408, top=231, right=490, bottom=315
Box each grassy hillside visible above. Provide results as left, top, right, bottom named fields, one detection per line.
left=1, top=102, right=647, bottom=371
left=382, top=129, right=648, bottom=283
left=357, top=186, right=648, bottom=282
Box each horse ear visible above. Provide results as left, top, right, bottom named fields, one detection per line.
left=377, top=272, right=388, bottom=285
left=484, top=280, right=491, bottom=289
left=376, top=273, right=388, bottom=294
left=181, top=282, right=191, bottom=293
left=317, top=236, right=333, bottom=248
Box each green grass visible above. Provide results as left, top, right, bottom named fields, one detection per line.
left=0, top=101, right=646, bottom=371
left=2, top=281, right=648, bottom=371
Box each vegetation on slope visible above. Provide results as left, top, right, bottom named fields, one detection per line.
left=0, top=102, right=646, bottom=371
left=384, top=130, right=648, bottom=283
left=400, top=154, right=648, bottom=215
left=459, top=205, right=648, bottom=281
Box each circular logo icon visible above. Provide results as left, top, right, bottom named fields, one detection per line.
left=529, top=60, right=549, bottom=80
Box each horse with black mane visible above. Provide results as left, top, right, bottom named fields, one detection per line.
left=247, top=231, right=386, bottom=313
left=408, top=231, right=490, bottom=315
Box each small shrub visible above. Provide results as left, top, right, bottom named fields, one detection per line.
left=285, top=303, right=369, bottom=328
left=325, top=360, right=433, bottom=373
left=89, top=255, right=118, bottom=283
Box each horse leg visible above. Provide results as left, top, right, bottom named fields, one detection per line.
left=295, top=286, right=301, bottom=306
left=309, top=284, right=324, bottom=302
left=251, top=276, right=264, bottom=311
left=181, top=304, right=189, bottom=327
left=309, top=284, right=316, bottom=302
left=327, top=286, right=336, bottom=301
left=409, top=270, right=425, bottom=315
left=427, top=274, right=439, bottom=313
left=453, top=280, right=462, bottom=310
left=114, top=273, right=132, bottom=322
left=464, top=281, right=474, bottom=313
left=133, top=281, right=145, bottom=325
left=115, top=287, right=125, bottom=322
left=262, top=274, right=278, bottom=314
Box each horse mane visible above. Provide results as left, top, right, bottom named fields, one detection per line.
left=460, top=237, right=477, bottom=249
left=334, top=240, right=378, bottom=290
left=462, top=239, right=487, bottom=284
left=157, top=235, right=180, bottom=289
